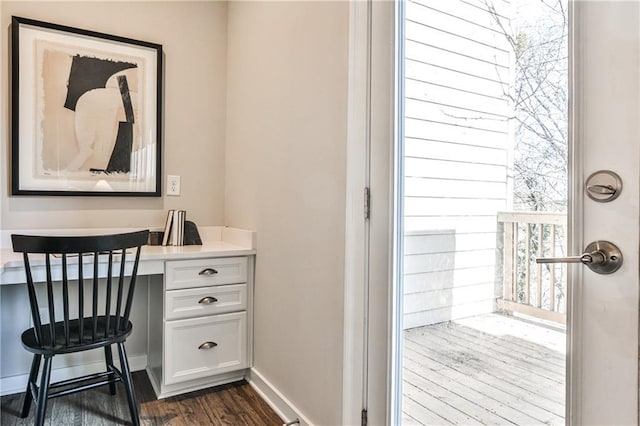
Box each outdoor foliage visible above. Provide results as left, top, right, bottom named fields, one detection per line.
left=489, top=0, right=569, bottom=212
left=487, top=0, right=569, bottom=312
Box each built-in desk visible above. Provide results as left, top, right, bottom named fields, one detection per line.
left=0, top=226, right=256, bottom=399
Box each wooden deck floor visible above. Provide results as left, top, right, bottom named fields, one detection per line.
left=403, top=313, right=566, bottom=425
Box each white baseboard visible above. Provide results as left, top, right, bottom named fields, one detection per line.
left=0, top=354, right=147, bottom=396
left=246, top=368, right=312, bottom=426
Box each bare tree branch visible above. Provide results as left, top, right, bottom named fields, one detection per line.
left=486, top=0, right=568, bottom=211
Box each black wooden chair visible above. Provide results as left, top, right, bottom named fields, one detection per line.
left=11, top=230, right=149, bottom=426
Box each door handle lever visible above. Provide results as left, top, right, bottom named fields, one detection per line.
left=536, top=252, right=605, bottom=265
left=536, top=240, right=622, bottom=274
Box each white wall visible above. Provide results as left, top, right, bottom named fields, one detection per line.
left=2, top=1, right=354, bottom=422
left=1, top=1, right=228, bottom=230
left=225, top=2, right=349, bottom=424
left=0, top=0, right=227, bottom=386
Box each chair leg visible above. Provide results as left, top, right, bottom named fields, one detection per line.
left=34, top=356, right=52, bottom=426
left=117, top=342, right=139, bottom=426
left=20, top=354, right=41, bottom=418
left=104, top=345, right=117, bottom=396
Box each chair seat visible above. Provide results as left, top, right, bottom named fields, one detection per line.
left=21, top=316, right=133, bottom=355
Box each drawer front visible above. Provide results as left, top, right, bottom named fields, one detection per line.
left=165, top=257, right=247, bottom=290
left=164, top=312, right=247, bottom=385
left=165, top=284, right=247, bottom=320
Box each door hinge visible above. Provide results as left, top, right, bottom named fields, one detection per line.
left=364, top=187, right=371, bottom=220
left=361, top=408, right=368, bottom=426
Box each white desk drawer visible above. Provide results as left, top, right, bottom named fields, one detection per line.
left=165, top=284, right=247, bottom=320
left=165, top=257, right=247, bottom=290
left=164, top=312, right=247, bottom=385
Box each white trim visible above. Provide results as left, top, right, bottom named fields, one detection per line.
left=338, top=0, right=398, bottom=423
left=0, top=354, right=147, bottom=396
left=246, top=368, right=313, bottom=426
left=342, top=0, right=370, bottom=425
left=566, top=1, right=583, bottom=424
left=369, top=1, right=397, bottom=424
left=389, top=0, right=404, bottom=423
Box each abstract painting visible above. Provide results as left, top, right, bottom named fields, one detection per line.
left=12, top=16, right=163, bottom=196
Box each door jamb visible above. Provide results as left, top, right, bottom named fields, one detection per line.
left=567, top=1, right=584, bottom=423
left=342, top=0, right=371, bottom=424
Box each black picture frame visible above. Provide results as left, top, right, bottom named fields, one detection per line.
left=11, top=16, right=163, bottom=196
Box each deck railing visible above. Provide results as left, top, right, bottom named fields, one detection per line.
left=497, top=211, right=568, bottom=324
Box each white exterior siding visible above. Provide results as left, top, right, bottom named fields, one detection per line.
left=403, top=0, right=511, bottom=328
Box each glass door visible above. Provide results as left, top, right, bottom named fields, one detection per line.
left=398, top=0, right=569, bottom=423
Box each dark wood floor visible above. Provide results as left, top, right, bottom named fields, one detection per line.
left=1, top=371, right=283, bottom=425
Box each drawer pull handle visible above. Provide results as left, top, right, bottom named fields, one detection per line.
left=199, top=268, right=219, bottom=276
left=198, top=341, right=218, bottom=350
left=198, top=296, right=218, bottom=304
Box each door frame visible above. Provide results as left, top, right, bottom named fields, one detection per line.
left=342, top=0, right=604, bottom=424
left=341, top=0, right=371, bottom=423
left=567, top=0, right=583, bottom=422
left=342, top=0, right=397, bottom=424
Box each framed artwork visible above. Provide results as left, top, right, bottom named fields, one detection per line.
left=11, top=16, right=163, bottom=196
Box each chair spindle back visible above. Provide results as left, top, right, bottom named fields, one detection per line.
left=11, top=230, right=149, bottom=349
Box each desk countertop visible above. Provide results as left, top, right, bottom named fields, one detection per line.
left=0, top=226, right=256, bottom=285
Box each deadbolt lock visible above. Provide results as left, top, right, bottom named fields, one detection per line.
left=585, top=170, right=622, bottom=202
